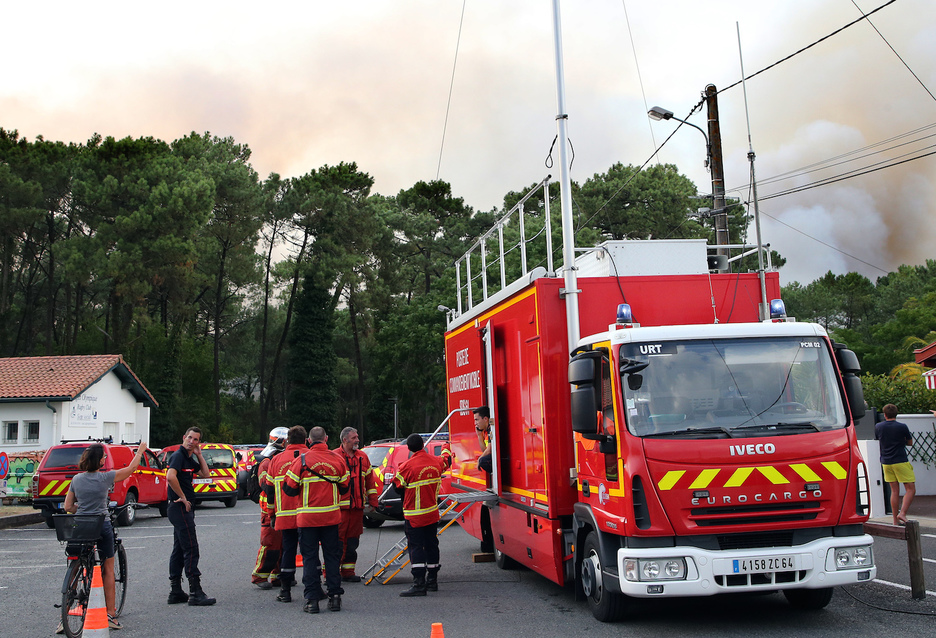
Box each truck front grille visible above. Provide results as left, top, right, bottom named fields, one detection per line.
left=690, top=501, right=820, bottom=527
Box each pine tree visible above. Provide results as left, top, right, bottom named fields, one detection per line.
left=287, top=273, right=338, bottom=435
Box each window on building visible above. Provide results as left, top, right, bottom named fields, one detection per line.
left=24, top=421, right=39, bottom=443
left=2, top=421, right=18, bottom=444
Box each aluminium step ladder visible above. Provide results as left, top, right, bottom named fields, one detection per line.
left=363, top=490, right=498, bottom=585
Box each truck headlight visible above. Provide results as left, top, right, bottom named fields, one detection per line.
left=830, top=546, right=874, bottom=570
left=624, top=558, right=687, bottom=581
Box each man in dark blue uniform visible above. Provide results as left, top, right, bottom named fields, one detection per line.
left=166, top=426, right=217, bottom=606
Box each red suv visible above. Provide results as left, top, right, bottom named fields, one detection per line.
left=31, top=439, right=168, bottom=527
left=361, top=433, right=452, bottom=528
left=158, top=443, right=239, bottom=507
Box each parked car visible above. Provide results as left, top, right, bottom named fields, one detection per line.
left=233, top=444, right=267, bottom=499
left=31, top=439, right=168, bottom=527
left=361, top=433, right=452, bottom=528
left=158, top=443, right=239, bottom=507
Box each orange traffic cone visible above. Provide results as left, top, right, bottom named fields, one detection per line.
left=430, top=622, right=445, bottom=637
left=82, top=565, right=110, bottom=637
left=296, top=553, right=304, bottom=568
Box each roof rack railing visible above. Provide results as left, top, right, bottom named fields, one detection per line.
left=59, top=436, right=114, bottom=444
left=454, top=176, right=555, bottom=317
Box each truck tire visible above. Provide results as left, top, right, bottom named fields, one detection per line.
left=44, top=514, right=55, bottom=529
left=158, top=501, right=169, bottom=517
left=224, top=492, right=238, bottom=508
left=495, top=545, right=519, bottom=570
left=117, top=492, right=137, bottom=526
left=783, top=587, right=833, bottom=610
left=581, top=531, right=628, bottom=622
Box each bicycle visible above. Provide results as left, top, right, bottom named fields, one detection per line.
left=53, top=502, right=139, bottom=638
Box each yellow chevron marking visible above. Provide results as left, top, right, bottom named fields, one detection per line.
left=724, top=467, right=755, bottom=487
left=822, top=461, right=847, bottom=479
left=40, top=480, right=59, bottom=496
left=790, top=464, right=822, bottom=482
left=757, top=466, right=790, bottom=484
left=689, top=469, right=720, bottom=489
left=658, top=470, right=685, bottom=491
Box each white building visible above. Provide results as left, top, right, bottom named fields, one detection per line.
left=0, top=354, right=157, bottom=453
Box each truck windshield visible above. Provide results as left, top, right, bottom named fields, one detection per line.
left=619, top=337, right=847, bottom=438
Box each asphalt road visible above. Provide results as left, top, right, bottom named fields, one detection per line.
left=2, top=500, right=935, bottom=638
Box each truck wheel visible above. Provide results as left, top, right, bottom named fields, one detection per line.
left=363, top=515, right=384, bottom=529
left=581, top=532, right=628, bottom=622
left=44, top=514, right=55, bottom=529
left=783, top=587, right=833, bottom=610
left=158, top=501, right=169, bottom=517
left=117, top=492, right=137, bottom=527
left=495, top=546, right=519, bottom=570
left=224, top=493, right=238, bottom=508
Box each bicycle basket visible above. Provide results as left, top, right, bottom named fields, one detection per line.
left=53, top=514, right=105, bottom=544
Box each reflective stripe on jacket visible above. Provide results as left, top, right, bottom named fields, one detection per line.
left=283, top=443, right=350, bottom=527
left=264, top=444, right=307, bottom=531
left=338, top=448, right=379, bottom=510
left=393, top=449, right=451, bottom=527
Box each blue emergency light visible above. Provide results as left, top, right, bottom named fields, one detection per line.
left=769, top=299, right=787, bottom=319
left=616, top=303, right=633, bottom=324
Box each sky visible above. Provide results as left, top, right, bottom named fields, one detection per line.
left=2, top=0, right=935, bottom=286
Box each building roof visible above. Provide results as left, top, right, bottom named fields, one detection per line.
left=914, top=340, right=936, bottom=368
left=0, top=354, right=158, bottom=408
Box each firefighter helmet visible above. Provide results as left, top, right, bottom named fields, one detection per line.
left=261, top=427, right=289, bottom=457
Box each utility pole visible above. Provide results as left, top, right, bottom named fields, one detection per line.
left=705, top=84, right=730, bottom=264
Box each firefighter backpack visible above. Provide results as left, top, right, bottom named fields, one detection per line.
left=246, top=456, right=267, bottom=504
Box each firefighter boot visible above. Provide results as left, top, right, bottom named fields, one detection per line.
left=187, top=577, right=217, bottom=606
left=399, top=576, right=427, bottom=597
left=276, top=582, right=292, bottom=603
left=327, top=595, right=342, bottom=612
left=167, top=578, right=189, bottom=604
left=426, top=568, right=439, bottom=592
left=303, top=598, right=320, bottom=614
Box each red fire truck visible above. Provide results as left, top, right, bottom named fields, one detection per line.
left=444, top=233, right=874, bottom=621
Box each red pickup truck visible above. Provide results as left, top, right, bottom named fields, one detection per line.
left=31, top=439, right=168, bottom=527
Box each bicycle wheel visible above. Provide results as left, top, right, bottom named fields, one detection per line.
left=114, top=540, right=128, bottom=617
left=61, top=559, right=91, bottom=638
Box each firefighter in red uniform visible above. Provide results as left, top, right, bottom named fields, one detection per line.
left=264, top=425, right=308, bottom=603
left=251, top=427, right=287, bottom=589
left=393, top=433, right=452, bottom=596
left=336, top=427, right=379, bottom=582
left=283, top=426, right=350, bottom=613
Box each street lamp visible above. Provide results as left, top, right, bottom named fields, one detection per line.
left=648, top=96, right=730, bottom=267
left=647, top=106, right=710, bottom=167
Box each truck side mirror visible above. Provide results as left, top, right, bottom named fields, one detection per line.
left=569, top=353, right=601, bottom=435
left=835, top=347, right=865, bottom=420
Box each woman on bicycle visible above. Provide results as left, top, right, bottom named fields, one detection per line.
left=61, top=442, right=147, bottom=631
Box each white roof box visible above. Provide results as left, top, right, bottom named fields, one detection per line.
left=575, top=239, right=709, bottom=277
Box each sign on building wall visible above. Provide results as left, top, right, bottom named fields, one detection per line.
left=71, top=394, right=100, bottom=424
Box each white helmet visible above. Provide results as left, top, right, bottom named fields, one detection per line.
left=261, top=427, right=289, bottom=457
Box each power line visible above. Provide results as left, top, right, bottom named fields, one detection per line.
left=436, top=0, right=467, bottom=181
left=760, top=147, right=936, bottom=200
left=757, top=206, right=890, bottom=275
left=755, top=126, right=936, bottom=188
left=718, top=0, right=898, bottom=94
left=851, top=0, right=936, bottom=103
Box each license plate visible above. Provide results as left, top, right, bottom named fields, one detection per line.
left=732, top=555, right=795, bottom=573
left=193, top=478, right=212, bottom=485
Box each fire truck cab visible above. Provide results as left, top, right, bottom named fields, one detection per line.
left=444, top=234, right=874, bottom=622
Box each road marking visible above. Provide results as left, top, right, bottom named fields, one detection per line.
left=874, top=578, right=936, bottom=597
left=923, top=534, right=936, bottom=540
left=924, top=557, right=936, bottom=564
